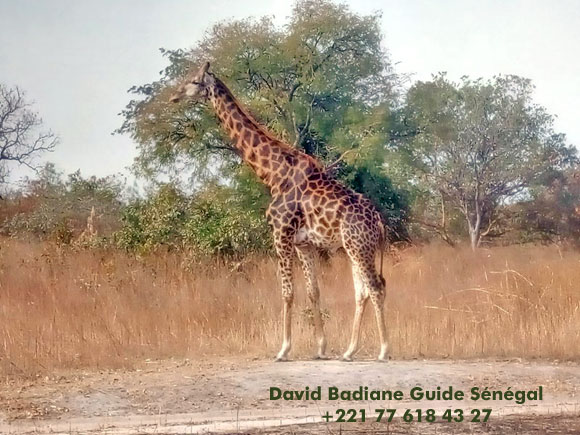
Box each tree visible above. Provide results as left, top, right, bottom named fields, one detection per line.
left=0, top=84, right=57, bottom=181
left=506, top=169, right=580, bottom=244
left=391, top=74, right=577, bottom=249
left=116, top=0, right=407, bottom=234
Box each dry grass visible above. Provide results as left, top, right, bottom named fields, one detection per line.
left=0, top=238, right=579, bottom=378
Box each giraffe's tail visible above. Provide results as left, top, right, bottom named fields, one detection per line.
left=378, top=217, right=387, bottom=287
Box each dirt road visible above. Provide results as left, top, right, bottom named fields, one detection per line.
left=1, top=358, right=578, bottom=434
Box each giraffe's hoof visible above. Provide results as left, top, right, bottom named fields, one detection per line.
left=377, top=355, right=389, bottom=363
left=274, top=355, right=289, bottom=362
left=341, top=355, right=354, bottom=362
left=313, top=354, right=330, bottom=360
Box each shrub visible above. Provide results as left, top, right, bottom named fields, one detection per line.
left=115, top=183, right=271, bottom=256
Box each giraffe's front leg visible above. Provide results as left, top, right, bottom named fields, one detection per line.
left=274, top=235, right=295, bottom=362
left=296, top=245, right=327, bottom=359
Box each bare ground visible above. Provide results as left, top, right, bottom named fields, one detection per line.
left=0, top=358, right=578, bottom=434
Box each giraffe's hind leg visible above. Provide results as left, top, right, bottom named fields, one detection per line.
left=368, top=266, right=388, bottom=361
left=342, top=223, right=388, bottom=361
left=295, top=245, right=327, bottom=359
left=342, top=263, right=369, bottom=361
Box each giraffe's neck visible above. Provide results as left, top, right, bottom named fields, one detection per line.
left=206, top=76, right=318, bottom=190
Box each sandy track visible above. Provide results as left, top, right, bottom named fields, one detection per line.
left=1, top=359, right=578, bottom=434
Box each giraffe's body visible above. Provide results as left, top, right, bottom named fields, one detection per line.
left=170, top=62, right=388, bottom=361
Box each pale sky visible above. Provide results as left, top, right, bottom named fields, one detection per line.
left=1, top=0, right=579, bottom=185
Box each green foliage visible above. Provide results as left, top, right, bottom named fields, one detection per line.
left=3, top=164, right=124, bottom=243
left=115, top=184, right=188, bottom=251
left=116, top=183, right=271, bottom=256
left=182, top=186, right=271, bottom=257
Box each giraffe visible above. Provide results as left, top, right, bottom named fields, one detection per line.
left=169, top=62, right=388, bottom=362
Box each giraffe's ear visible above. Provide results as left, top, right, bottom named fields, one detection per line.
left=200, top=61, right=210, bottom=76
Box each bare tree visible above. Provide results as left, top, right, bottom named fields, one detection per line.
left=0, top=84, right=57, bottom=182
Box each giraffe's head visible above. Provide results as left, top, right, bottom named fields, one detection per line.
left=169, top=61, right=212, bottom=103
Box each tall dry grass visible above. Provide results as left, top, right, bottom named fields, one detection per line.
left=0, top=237, right=579, bottom=378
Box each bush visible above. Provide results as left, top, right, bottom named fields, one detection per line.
left=115, top=183, right=271, bottom=256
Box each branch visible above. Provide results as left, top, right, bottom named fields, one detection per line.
left=479, top=215, right=499, bottom=238
left=288, top=82, right=302, bottom=102
left=292, top=96, right=316, bottom=148
left=411, top=217, right=456, bottom=247
left=291, top=112, right=300, bottom=147
left=205, top=143, right=237, bottom=153
left=324, top=149, right=358, bottom=172
left=0, top=84, right=57, bottom=172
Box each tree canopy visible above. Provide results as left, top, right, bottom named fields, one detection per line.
left=118, top=0, right=397, bottom=180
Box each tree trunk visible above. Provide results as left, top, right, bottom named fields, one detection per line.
left=469, top=227, right=479, bottom=251
left=468, top=214, right=482, bottom=250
